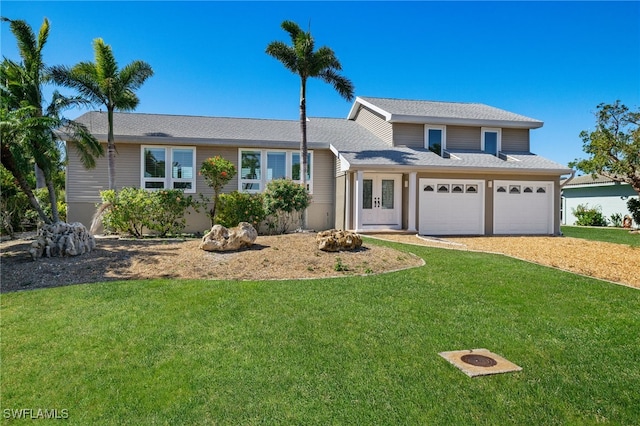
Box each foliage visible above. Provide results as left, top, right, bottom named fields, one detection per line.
left=266, top=20, right=354, bottom=228
left=570, top=101, right=640, bottom=196
left=263, top=179, right=311, bottom=234
left=215, top=191, right=266, bottom=229
left=627, top=197, right=640, bottom=227
left=100, top=188, right=196, bottom=238
left=50, top=38, right=153, bottom=190
left=571, top=204, right=608, bottom=227
left=199, top=156, right=236, bottom=224
left=3, top=242, right=640, bottom=424
left=610, top=213, right=623, bottom=227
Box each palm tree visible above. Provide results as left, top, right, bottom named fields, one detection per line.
left=266, top=20, right=355, bottom=228
left=50, top=38, right=153, bottom=190
left=1, top=18, right=103, bottom=224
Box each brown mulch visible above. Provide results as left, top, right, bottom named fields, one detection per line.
left=367, top=233, right=640, bottom=289
left=0, top=233, right=423, bottom=293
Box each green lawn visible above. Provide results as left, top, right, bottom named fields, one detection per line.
left=2, top=239, right=639, bottom=425
left=561, top=225, right=640, bottom=247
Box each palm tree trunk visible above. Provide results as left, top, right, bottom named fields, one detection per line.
left=299, top=77, right=308, bottom=230
left=107, top=107, right=116, bottom=190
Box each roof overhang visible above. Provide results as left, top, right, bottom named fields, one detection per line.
left=347, top=96, right=544, bottom=129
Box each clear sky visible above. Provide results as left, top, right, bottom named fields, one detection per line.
left=2, top=1, right=639, bottom=168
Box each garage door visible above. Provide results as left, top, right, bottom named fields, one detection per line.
left=493, top=180, right=554, bottom=234
left=419, top=179, right=485, bottom=235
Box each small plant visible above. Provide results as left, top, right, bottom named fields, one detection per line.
left=627, top=198, right=640, bottom=228
left=263, top=179, right=311, bottom=234
left=610, top=213, right=623, bottom=227
left=334, top=257, right=348, bottom=272
left=199, top=156, right=237, bottom=224
left=572, top=204, right=608, bottom=227
left=215, top=191, right=266, bottom=229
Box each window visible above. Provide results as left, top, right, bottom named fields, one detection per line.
left=239, top=149, right=313, bottom=193
left=425, top=125, right=446, bottom=156
left=142, top=146, right=196, bottom=192
left=482, top=128, right=501, bottom=156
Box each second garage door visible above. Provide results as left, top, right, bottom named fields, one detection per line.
left=493, top=180, right=554, bottom=234
left=419, top=178, right=485, bottom=235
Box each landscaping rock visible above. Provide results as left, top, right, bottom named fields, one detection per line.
left=28, top=222, right=96, bottom=260
left=200, top=222, right=257, bottom=252
left=316, top=229, right=362, bottom=252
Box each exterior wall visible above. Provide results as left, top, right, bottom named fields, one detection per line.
left=353, top=106, right=392, bottom=145
left=502, top=128, right=529, bottom=152
left=393, top=123, right=423, bottom=147
left=334, top=174, right=346, bottom=230
left=562, top=184, right=637, bottom=225
left=446, top=126, right=480, bottom=150
left=67, top=141, right=336, bottom=233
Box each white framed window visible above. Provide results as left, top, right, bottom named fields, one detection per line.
left=239, top=149, right=313, bottom=193
left=425, top=125, right=446, bottom=156
left=481, top=127, right=501, bottom=156
left=141, top=146, right=196, bottom=193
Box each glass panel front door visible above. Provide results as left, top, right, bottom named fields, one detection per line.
left=360, top=174, right=401, bottom=228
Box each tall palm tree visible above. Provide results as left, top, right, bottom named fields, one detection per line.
left=1, top=17, right=103, bottom=223
left=266, top=20, right=354, bottom=228
left=50, top=38, right=153, bottom=190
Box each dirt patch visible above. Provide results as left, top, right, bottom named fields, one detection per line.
left=368, top=233, right=640, bottom=289
left=0, top=233, right=423, bottom=293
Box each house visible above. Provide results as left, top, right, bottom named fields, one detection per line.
left=62, top=96, right=572, bottom=235
left=562, top=174, right=637, bottom=225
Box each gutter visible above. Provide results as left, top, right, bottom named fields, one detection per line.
left=559, top=169, right=576, bottom=188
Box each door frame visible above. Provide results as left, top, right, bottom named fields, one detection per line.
left=353, top=172, right=402, bottom=231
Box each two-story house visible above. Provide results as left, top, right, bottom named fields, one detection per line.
left=62, top=96, right=572, bottom=235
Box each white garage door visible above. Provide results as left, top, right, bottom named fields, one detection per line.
left=419, top=179, right=485, bottom=235
left=493, top=180, right=554, bottom=235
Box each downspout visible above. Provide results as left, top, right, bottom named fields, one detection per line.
left=559, top=170, right=576, bottom=231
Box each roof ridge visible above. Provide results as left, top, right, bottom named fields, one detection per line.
left=360, top=96, right=483, bottom=105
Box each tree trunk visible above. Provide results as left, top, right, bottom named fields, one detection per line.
left=299, top=77, right=308, bottom=230
left=46, top=179, right=60, bottom=223
left=107, top=107, right=116, bottom=190
left=1, top=147, right=51, bottom=224
left=35, top=165, right=46, bottom=188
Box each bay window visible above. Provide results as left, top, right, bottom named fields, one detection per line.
left=141, top=146, right=196, bottom=192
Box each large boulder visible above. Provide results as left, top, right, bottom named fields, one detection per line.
left=200, top=222, right=257, bottom=252
left=316, top=229, right=362, bottom=252
left=29, top=222, right=96, bottom=260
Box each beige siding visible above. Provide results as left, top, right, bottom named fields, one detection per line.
left=502, top=128, right=530, bottom=152
left=447, top=126, right=481, bottom=150
left=393, top=123, right=424, bottom=147
left=311, top=150, right=335, bottom=205
left=353, top=106, right=392, bottom=145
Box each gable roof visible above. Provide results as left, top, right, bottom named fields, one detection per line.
left=64, top=111, right=386, bottom=150
left=348, top=96, right=543, bottom=129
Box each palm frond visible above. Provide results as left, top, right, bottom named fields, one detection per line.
left=318, top=68, right=355, bottom=102
left=59, top=119, right=103, bottom=169
left=2, top=18, right=37, bottom=66
left=50, top=64, right=105, bottom=105
left=280, top=20, right=303, bottom=43
left=266, top=42, right=299, bottom=74
left=118, top=60, right=154, bottom=91
left=93, top=38, right=118, bottom=81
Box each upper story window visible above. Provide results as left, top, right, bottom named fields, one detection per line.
left=239, top=149, right=312, bottom=193
left=482, top=128, right=501, bottom=156
left=141, top=146, right=196, bottom=192
left=425, top=125, right=446, bottom=155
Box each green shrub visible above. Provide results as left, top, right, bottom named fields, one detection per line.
left=215, top=191, right=266, bottom=229
left=610, top=213, right=623, bottom=227
left=200, top=156, right=236, bottom=224
left=572, top=204, right=608, bottom=227
left=263, top=179, right=311, bottom=234
left=627, top=198, right=640, bottom=227
left=100, top=188, right=196, bottom=238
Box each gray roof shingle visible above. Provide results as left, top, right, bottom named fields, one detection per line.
left=352, top=96, right=543, bottom=128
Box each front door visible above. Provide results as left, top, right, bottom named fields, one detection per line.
left=361, top=173, right=401, bottom=229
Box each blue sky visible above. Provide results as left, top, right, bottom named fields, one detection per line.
left=2, top=1, right=639, bottom=168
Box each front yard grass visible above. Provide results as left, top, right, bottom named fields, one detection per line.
left=562, top=225, right=640, bottom=247
left=2, top=239, right=639, bottom=424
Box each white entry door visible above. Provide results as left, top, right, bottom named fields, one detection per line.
left=361, top=174, right=401, bottom=229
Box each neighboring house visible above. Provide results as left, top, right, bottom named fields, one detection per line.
left=562, top=174, right=637, bottom=225
left=62, top=96, right=572, bottom=235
